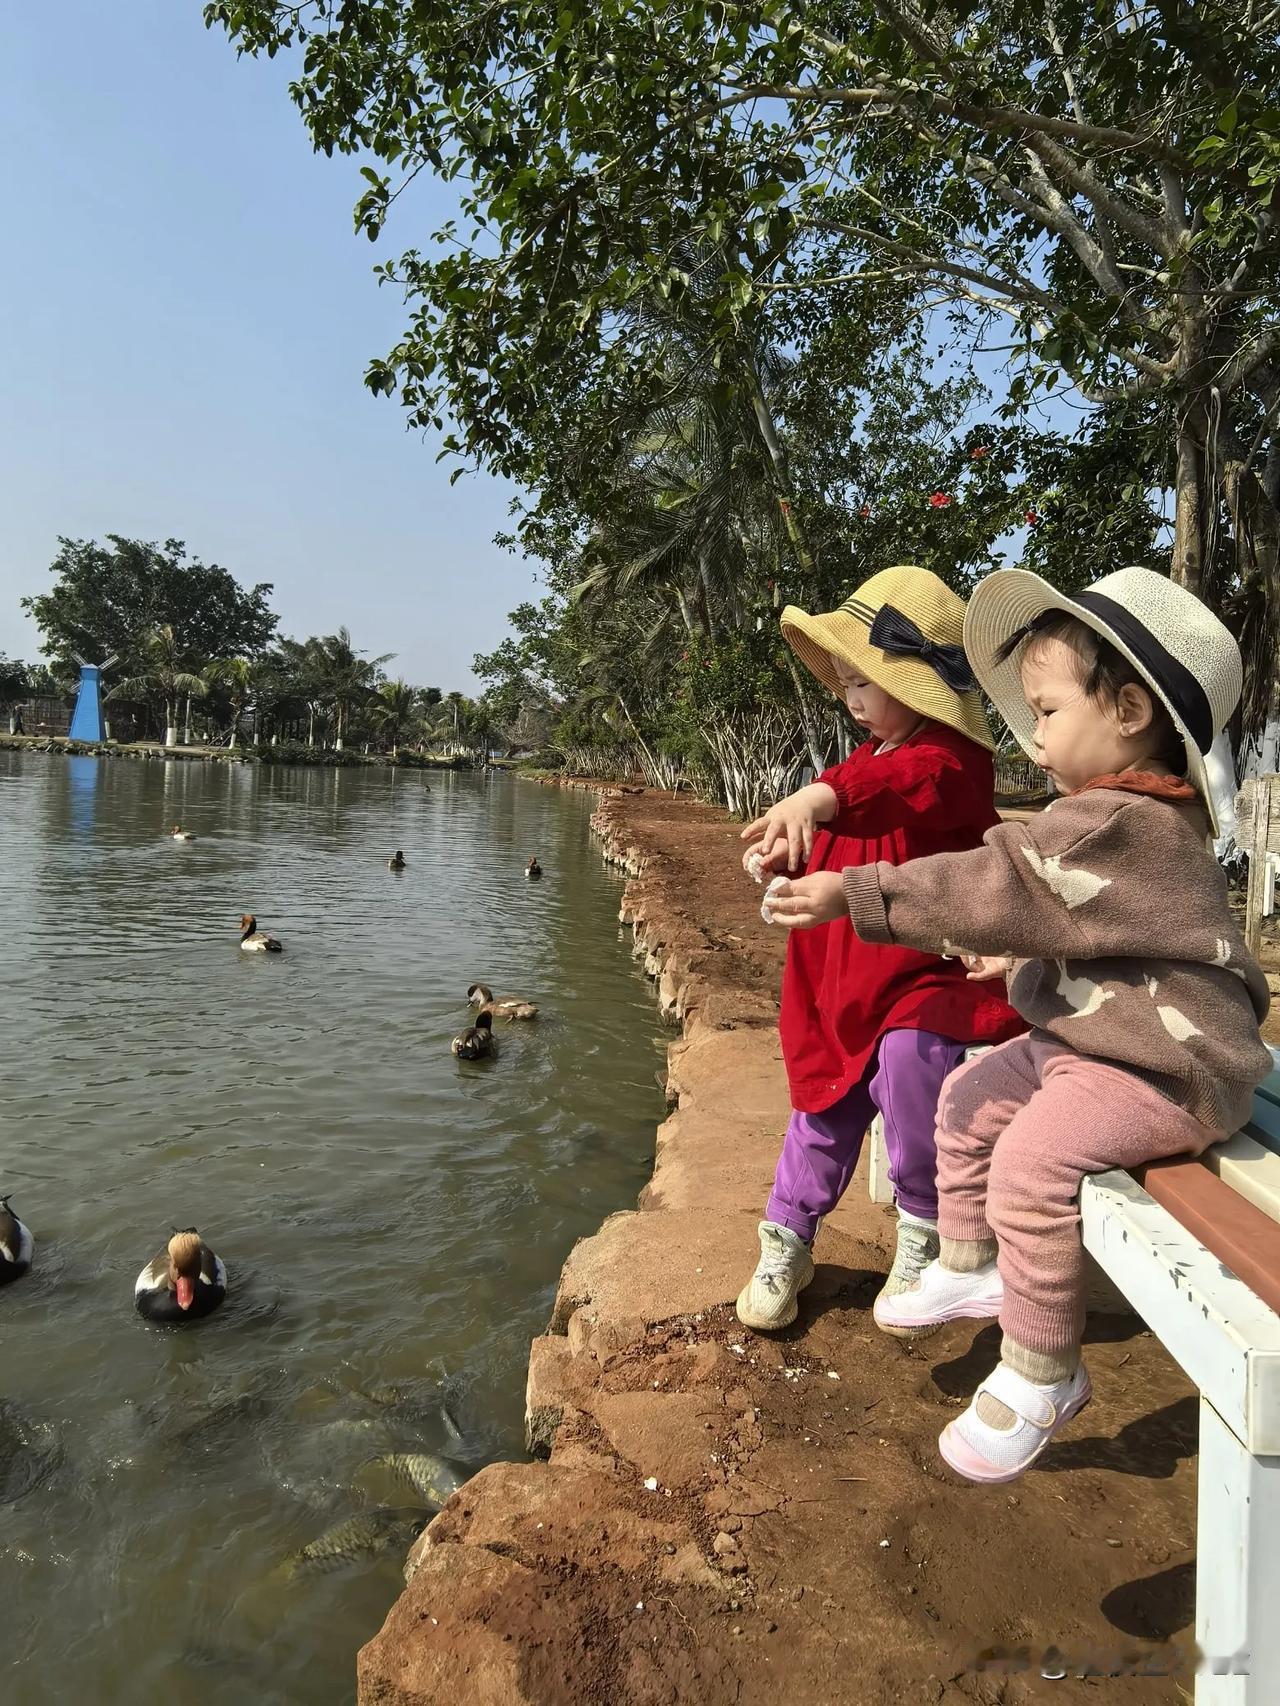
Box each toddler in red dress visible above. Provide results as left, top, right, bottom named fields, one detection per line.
left=736, top=566, right=1023, bottom=1332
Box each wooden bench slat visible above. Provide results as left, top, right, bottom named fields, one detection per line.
left=1137, top=1155, right=1280, bottom=1319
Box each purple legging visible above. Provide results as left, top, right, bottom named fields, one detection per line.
left=766, top=1028, right=967, bottom=1242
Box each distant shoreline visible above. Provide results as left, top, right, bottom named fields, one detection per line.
left=0, top=734, right=486, bottom=772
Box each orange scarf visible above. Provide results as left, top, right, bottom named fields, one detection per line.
left=1073, top=771, right=1199, bottom=803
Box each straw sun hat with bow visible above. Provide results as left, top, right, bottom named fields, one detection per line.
left=781, top=566, right=995, bottom=751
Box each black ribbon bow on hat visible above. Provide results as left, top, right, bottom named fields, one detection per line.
left=868, top=603, right=976, bottom=694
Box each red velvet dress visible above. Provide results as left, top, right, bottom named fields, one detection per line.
left=780, top=722, right=1024, bottom=1113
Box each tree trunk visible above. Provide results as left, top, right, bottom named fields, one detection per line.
left=1223, top=453, right=1280, bottom=759
left=697, top=551, right=720, bottom=641
left=165, top=697, right=178, bottom=748
left=673, top=585, right=700, bottom=637
left=746, top=365, right=816, bottom=575
left=1172, top=409, right=1207, bottom=596
left=782, top=646, right=827, bottom=775
left=307, top=707, right=316, bottom=747
left=182, top=695, right=192, bottom=746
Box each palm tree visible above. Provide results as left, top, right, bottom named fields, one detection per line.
left=110, top=624, right=207, bottom=748
left=313, top=627, right=393, bottom=750
left=270, top=637, right=329, bottom=747
left=371, top=678, right=416, bottom=755
left=204, top=656, right=254, bottom=748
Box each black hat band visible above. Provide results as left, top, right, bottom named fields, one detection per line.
left=1073, top=590, right=1214, bottom=755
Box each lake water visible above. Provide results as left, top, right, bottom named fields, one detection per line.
left=0, top=753, right=663, bottom=1704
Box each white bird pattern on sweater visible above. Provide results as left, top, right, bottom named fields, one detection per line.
left=1145, top=974, right=1204, bottom=1041
left=1212, top=938, right=1248, bottom=981
left=1053, top=963, right=1115, bottom=1020
left=1019, top=843, right=1113, bottom=910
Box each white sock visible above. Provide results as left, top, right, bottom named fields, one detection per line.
left=897, top=1207, right=938, bottom=1231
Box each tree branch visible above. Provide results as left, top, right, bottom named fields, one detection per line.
left=1021, top=133, right=1171, bottom=258
left=810, top=218, right=1068, bottom=315
left=1219, top=327, right=1280, bottom=396
left=717, top=80, right=1186, bottom=166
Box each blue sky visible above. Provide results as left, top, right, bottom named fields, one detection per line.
left=0, top=1, right=526, bottom=691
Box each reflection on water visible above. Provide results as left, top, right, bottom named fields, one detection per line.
left=0, top=754, right=662, bottom=1704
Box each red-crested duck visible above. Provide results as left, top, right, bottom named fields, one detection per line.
left=240, top=914, right=283, bottom=953
left=135, top=1228, right=227, bottom=1323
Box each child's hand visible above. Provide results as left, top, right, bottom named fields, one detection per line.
left=761, top=872, right=847, bottom=930
left=740, top=783, right=838, bottom=872
left=962, top=953, right=1014, bottom=982
left=741, top=838, right=792, bottom=879
left=741, top=801, right=815, bottom=872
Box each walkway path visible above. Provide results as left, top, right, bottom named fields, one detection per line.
left=359, top=788, right=1199, bottom=1705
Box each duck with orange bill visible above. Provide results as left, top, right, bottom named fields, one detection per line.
left=134, top=1229, right=227, bottom=1323
left=239, top=913, right=283, bottom=952
left=170, top=825, right=196, bottom=842
left=525, top=855, right=542, bottom=879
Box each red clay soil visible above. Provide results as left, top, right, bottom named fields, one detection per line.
left=359, top=787, right=1205, bottom=1706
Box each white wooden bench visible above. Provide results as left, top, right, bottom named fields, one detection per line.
left=870, top=1055, right=1280, bottom=1700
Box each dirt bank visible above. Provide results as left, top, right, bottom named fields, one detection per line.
left=359, top=788, right=1201, bottom=1705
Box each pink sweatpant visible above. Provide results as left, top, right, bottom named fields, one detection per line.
left=936, top=1034, right=1222, bottom=1355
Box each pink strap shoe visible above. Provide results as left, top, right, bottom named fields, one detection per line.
left=940, top=1362, right=1092, bottom=1484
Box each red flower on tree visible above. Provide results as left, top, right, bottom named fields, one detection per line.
left=970, top=446, right=990, bottom=460
left=1025, top=510, right=1041, bottom=526
left=929, top=492, right=952, bottom=508
left=859, top=504, right=871, bottom=518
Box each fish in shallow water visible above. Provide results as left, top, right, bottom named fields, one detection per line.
left=358, top=1451, right=467, bottom=1509
left=287, top=1507, right=429, bottom=1574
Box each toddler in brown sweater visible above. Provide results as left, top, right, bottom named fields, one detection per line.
left=766, top=566, right=1271, bottom=1484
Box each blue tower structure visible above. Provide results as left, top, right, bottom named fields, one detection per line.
left=67, top=654, right=116, bottom=743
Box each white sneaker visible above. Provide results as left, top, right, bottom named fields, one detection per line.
left=735, top=1221, right=815, bottom=1331
left=880, top=1218, right=940, bottom=1300
left=873, top=1257, right=1003, bottom=1338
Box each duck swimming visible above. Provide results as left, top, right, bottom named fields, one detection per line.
left=388, top=851, right=406, bottom=871
left=135, top=1228, right=227, bottom=1322
left=240, top=914, right=283, bottom=952
left=171, top=825, right=197, bottom=842
left=452, top=1010, right=496, bottom=1060
left=526, top=856, right=542, bottom=879
left=467, top=983, right=538, bottom=1021
left=0, top=1196, right=33, bottom=1284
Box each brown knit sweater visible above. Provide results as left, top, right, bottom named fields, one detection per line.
left=843, top=784, right=1272, bottom=1132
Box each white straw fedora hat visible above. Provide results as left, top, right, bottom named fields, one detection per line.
left=781, top=565, right=995, bottom=751
left=963, top=566, right=1242, bottom=832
